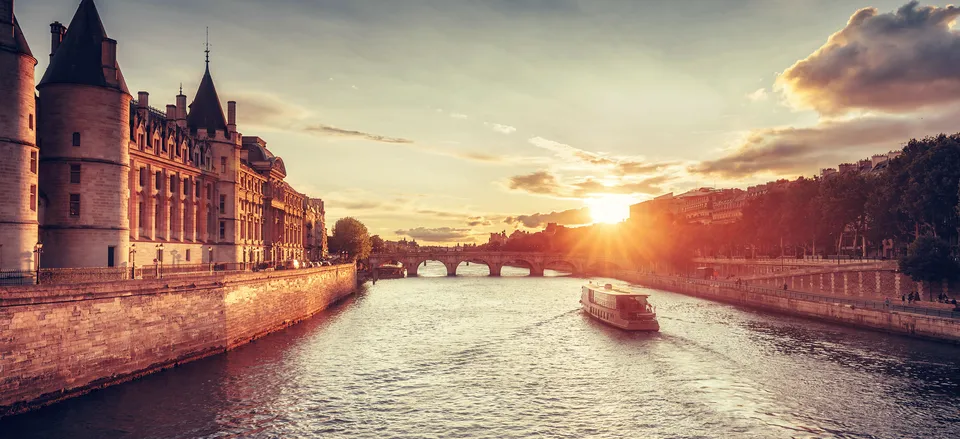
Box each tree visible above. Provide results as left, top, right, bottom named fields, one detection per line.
left=329, top=217, right=372, bottom=260
left=899, top=235, right=959, bottom=300
left=370, top=235, right=385, bottom=253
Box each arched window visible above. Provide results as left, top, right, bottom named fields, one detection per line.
left=72, top=132, right=81, bottom=147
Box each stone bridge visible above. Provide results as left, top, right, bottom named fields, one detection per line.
left=368, top=251, right=623, bottom=277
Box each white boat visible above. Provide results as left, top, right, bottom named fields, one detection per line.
left=581, top=283, right=659, bottom=331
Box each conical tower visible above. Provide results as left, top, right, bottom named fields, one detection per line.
left=37, top=0, right=131, bottom=268
left=0, top=0, right=40, bottom=270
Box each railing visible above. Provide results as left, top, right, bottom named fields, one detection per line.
left=0, top=260, right=336, bottom=287
left=625, top=272, right=960, bottom=320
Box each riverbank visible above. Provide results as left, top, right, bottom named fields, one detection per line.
left=616, top=271, right=960, bottom=344
left=0, top=264, right=357, bottom=418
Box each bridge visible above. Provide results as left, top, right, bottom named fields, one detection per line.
left=368, top=250, right=624, bottom=278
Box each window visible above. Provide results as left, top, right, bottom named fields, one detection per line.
left=69, top=194, right=80, bottom=217
left=186, top=249, right=191, bottom=262
left=30, top=185, right=36, bottom=212
left=195, top=181, right=201, bottom=198
left=160, top=139, right=166, bottom=153
left=219, top=221, right=226, bottom=240
left=138, top=134, right=145, bottom=150
left=139, top=168, right=146, bottom=187
left=138, top=202, right=144, bottom=227
left=219, top=194, right=226, bottom=212
left=30, top=151, right=37, bottom=174
left=169, top=175, right=176, bottom=193
left=221, top=157, right=227, bottom=173
left=206, top=185, right=211, bottom=200
left=29, top=114, right=33, bottom=130
left=72, top=132, right=81, bottom=147
left=183, top=179, right=189, bottom=196
left=107, top=247, right=116, bottom=268
left=155, top=171, right=161, bottom=190
left=70, top=164, right=81, bottom=184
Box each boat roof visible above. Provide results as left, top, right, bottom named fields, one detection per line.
left=585, top=283, right=650, bottom=297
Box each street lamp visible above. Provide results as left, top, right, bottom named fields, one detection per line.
left=34, top=242, right=43, bottom=285
left=129, top=244, right=137, bottom=279
left=156, top=243, right=164, bottom=279
left=208, top=246, right=213, bottom=273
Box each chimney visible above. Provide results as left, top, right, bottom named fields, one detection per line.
left=49, top=21, right=66, bottom=61
left=176, top=90, right=187, bottom=127
left=166, top=104, right=176, bottom=120
left=0, top=1, right=12, bottom=48
left=227, top=101, right=237, bottom=133
left=101, top=38, right=118, bottom=87
left=138, top=91, right=149, bottom=109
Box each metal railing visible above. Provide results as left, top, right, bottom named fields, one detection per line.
left=625, top=271, right=960, bottom=320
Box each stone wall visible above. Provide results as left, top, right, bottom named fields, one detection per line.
left=619, top=272, right=960, bottom=344
left=0, top=264, right=356, bottom=417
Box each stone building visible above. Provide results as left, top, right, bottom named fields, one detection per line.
left=4, top=0, right=326, bottom=269
left=0, top=0, right=37, bottom=271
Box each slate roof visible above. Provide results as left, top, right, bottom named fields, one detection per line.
left=38, top=0, right=128, bottom=93
left=186, top=66, right=228, bottom=134
left=12, top=17, right=32, bottom=57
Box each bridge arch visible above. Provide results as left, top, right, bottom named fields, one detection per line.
left=542, top=258, right=582, bottom=276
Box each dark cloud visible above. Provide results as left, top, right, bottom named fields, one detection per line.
left=614, top=161, right=674, bottom=176
left=467, top=216, right=493, bottom=227
left=572, top=176, right=668, bottom=196
left=504, top=208, right=591, bottom=228
left=339, top=200, right=385, bottom=210
left=508, top=171, right=563, bottom=195
left=779, top=1, right=960, bottom=114
left=304, top=124, right=414, bottom=144
left=691, top=107, right=960, bottom=178
left=395, top=227, right=473, bottom=242
left=416, top=209, right=463, bottom=218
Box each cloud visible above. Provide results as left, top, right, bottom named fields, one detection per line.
left=746, top=88, right=768, bottom=102
left=778, top=1, right=960, bottom=115
left=484, top=122, right=517, bottom=134
left=691, top=106, right=960, bottom=178
left=467, top=216, right=494, bottom=227
left=614, top=160, right=675, bottom=176
left=508, top=171, right=563, bottom=195
left=233, top=92, right=310, bottom=130
left=449, top=112, right=469, bottom=119
left=506, top=170, right=669, bottom=198
left=339, top=200, right=385, bottom=210
left=395, top=227, right=473, bottom=242
left=303, top=124, right=414, bottom=144
left=528, top=136, right=615, bottom=166
left=504, top=208, right=592, bottom=228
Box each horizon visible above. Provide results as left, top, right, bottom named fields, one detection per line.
left=14, top=0, right=960, bottom=244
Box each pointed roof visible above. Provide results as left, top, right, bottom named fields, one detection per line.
left=186, top=65, right=228, bottom=134
left=38, top=0, right=128, bottom=93
left=12, top=17, right=33, bottom=57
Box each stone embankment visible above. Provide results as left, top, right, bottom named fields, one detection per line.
left=617, top=271, right=960, bottom=344
left=0, top=264, right=357, bottom=417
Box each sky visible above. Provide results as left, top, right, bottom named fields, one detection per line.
left=15, top=0, right=960, bottom=243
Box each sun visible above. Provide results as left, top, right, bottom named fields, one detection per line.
left=585, top=195, right=633, bottom=224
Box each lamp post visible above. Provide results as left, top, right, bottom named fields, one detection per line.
left=208, top=247, right=213, bottom=273
left=34, top=242, right=43, bottom=285
left=129, top=244, right=137, bottom=279
left=156, top=243, right=164, bottom=279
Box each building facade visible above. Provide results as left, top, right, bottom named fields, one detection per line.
left=4, top=0, right=326, bottom=269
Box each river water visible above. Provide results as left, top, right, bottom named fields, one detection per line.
left=3, top=263, right=960, bottom=438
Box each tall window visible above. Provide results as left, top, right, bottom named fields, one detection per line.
left=69, top=194, right=80, bottom=217
left=219, top=194, right=226, bottom=212
left=138, top=202, right=144, bottom=227
left=29, top=114, right=33, bottom=130
left=155, top=171, right=161, bottom=190
left=219, top=221, right=226, bottom=240
left=70, top=164, right=81, bottom=184
left=139, top=168, right=146, bottom=187
left=186, top=249, right=191, bottom=262
left=195, top=181, right=201, bottom=198
left=72, top=132, right=81, bottom=147
left=206, top=185, right=211, bottom=200
left=169, top=175, right=176, bottom=193
left=30, top=151, right=37, bottom=174
left=138, top=134, right=145, bottom=150
left=221, top=156, right=227, bottom=173
left=30, top=185, right=36, bottom=212
left=183, top=179, right=189, bottom=196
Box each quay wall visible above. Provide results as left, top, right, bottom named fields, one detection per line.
left=0, top=264, right=357, bottom=417
left=616, top=272, right=960, bottom=344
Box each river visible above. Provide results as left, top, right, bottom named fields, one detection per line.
left=2, top=263, right=960, bottom=438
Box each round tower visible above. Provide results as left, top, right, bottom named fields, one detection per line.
left=0, top=3, right=39, bottom=271
left=37, top=0, right=130, bottom=268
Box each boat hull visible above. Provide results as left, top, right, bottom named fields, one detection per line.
left=580, top=301, right=660, bottom=332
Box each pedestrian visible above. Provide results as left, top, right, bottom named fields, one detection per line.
left=901, top=294, right=906, bottom=303
left=884, top=298, right=890, bottom=308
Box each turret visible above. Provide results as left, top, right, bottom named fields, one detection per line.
left=37, top=0, right=131, bottom=268
left=0, top=0, right=39, bottom=270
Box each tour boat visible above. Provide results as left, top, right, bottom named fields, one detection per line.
left=581, top=283, right=659, bottom=331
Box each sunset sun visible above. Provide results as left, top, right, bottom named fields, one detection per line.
left=586, top=195, right=633, bottom=224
